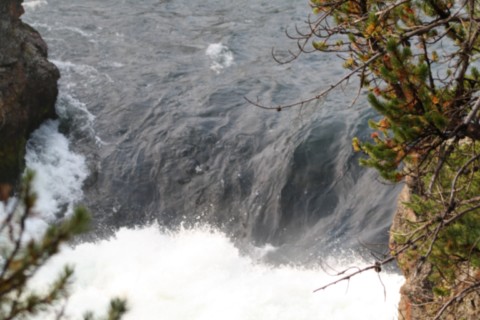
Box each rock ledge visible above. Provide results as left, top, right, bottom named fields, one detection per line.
left=0, top=0, right=59, bottom=184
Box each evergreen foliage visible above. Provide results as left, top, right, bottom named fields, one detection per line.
left=250, top=0, right=480, bottom=318
left=0, top=171, right=127, bottom=319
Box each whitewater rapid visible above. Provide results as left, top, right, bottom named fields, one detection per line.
left=11, top=85, right=404, bottom=320
left=14, top=72, right=404, bottom=320
left=30, top=226, right=403, bottom=320
left=15, top=1, right=406, bottom=319
left=16, top=123, right=403, bottom=320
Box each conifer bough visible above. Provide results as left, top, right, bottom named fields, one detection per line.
left=0, top=171, right=128, bottom=319
left=248, top=1, right=480, bottom=318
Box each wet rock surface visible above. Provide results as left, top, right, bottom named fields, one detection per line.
left=0, top=0, right=59, bottom=184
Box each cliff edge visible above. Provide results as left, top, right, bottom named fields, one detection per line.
left=391, top=185, right=480, bottom=320
left=0, top=0, right=59, bottom=185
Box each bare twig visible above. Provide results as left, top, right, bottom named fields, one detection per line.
left=245, top=52, right=382, bottom=110
left=433, top=281, right=480, bottom=320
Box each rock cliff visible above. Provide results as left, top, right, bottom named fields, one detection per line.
left=0, top=0, right=59, bottom=185
left=391, top=186, right=480, bottom=320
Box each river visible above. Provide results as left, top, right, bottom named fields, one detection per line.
left=21, top=0, right=404, bottom=318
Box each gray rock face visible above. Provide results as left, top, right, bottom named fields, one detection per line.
left=0, top=0, right=59, bottom=184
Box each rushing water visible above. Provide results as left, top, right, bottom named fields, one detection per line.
left=18, top=0, right=404, bottom=318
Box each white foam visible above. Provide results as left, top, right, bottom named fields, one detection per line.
left=56, top=92, right=96, bottom=131
left=60, top=26, right=92, bottom=38
left=55, top=91, right=100, bottom=144
left=206, top=43, right=234, bottom=73
left=99, top=61, right=125, bottom=68
left=0, top=197, right=48, bottom=248
left=25, top=120, right=88, bottom=218
left=110, top=62, right=124, bottom=68
left=25, top=23, right=92, bottom=38
left=31, top=226, right=404, bottom=320
left=51, top=60, right=100, bottom=78
left=23, top=0, right=48, bottom=10
left=0, top=120, right=88, bottom=245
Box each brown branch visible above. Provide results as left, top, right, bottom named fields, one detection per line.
left=0, top=198, right=31, bottom=280
left=313, top=259, right=392, bottom=293
left=433, top=281, right=480, bottom=320
left=427, top=143, right=454, bottom=195
left=245, top=51, right=382, bottom=110
left=448, top=152, right=480, bottom=207
left=463, top=95, right=480, bottom=125
left=444, top=203, right=480, bottom=226
left=402, top=7, right=464, bottom=39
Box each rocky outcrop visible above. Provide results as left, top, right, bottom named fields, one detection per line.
left=391, top=186, right=480, bottom=320
left=391, top=186, right=433, bottom=320
left=0, top=0, right=59, bottom=184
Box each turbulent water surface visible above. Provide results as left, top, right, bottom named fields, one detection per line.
left=20, top=0, right=404, bottom=318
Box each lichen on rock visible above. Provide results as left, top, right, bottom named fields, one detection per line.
left=0, top=0, right=59, bottom=185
